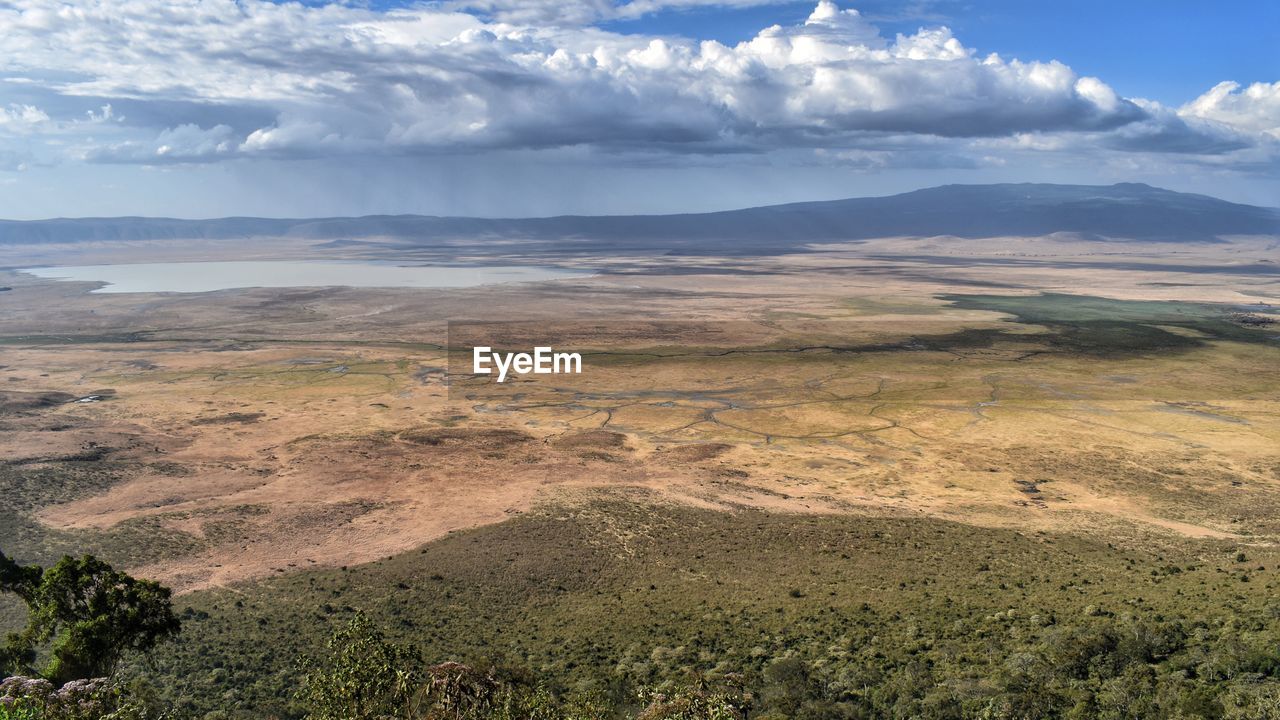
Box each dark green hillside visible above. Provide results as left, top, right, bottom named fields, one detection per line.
left=940, top=292, right=1280, bottom=355
left=129, top=493, right=1280, bottom=719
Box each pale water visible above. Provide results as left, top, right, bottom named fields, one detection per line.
left=20, top=261, right=587, bottom=293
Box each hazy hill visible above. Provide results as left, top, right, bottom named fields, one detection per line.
left=2, top=183, right=1276, bottom=253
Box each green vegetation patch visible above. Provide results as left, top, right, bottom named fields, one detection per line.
left=0, top=459, right=204, bottom=579
left=131, top=493, right=1280, bottom=718
left=940, top=293, right=1278, bottom=355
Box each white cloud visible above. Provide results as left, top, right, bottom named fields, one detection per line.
left=0, top=103, right=50, bottom=133
left=1180, top=81, right=1280, bottom=140
left=0, top=0, right=1272, bottom=177
left=86, top=123, right=237, bottom=163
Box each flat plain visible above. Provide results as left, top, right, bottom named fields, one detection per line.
left=1, top=228, right=1279, bottom=716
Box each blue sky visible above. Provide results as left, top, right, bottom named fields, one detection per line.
left=0, top=0, right=1275, bottom=218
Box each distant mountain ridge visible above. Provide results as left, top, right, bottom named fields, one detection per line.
left=2, top=183, right=1276, bottom=252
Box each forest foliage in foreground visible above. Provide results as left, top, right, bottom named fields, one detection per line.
left=7, top=500, right=1280, bottom=719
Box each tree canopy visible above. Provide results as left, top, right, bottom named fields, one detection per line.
left=0, top=550, right=181, bottom=684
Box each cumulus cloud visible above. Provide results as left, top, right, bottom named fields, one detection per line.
left=85, top=123, right=238, bottom=163
left=1180, top=81, right=1280, bottom=140
left=1109, top=111, right=1253, bottom=157
left=1090, top=83, right=1280, bottom=159
left=0, top=103, right=50, bottom=133
left=0, top=0, right=1272, bottom=175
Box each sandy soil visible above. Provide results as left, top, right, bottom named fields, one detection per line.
left=1, top=234, right=1277, bottom=591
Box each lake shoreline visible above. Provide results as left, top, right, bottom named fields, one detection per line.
left=20, top=260, right=589, bottom=293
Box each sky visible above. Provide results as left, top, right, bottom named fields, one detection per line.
left=0, top=0, right=1276, bottom=219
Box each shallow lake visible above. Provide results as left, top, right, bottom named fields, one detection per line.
left=20, top=261, right=588, bottom=293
